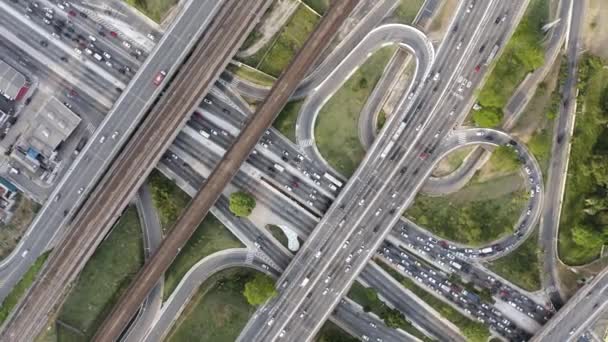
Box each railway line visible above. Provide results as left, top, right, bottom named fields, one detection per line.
left=0, top=1, right=270, bottom=340
left=92, top=1, right=360, bottom=340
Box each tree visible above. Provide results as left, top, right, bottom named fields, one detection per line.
left=472, top=107, right=502, bottom=127
left=491, top=146, right=520, bottom=172
left=380, top=308, right=408, bottom=329
left=243, top=273, right=277, bottom=306
left=229, top=191, right=256, bottom=217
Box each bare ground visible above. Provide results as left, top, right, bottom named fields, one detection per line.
left=584, top=0, right=608, bottom=59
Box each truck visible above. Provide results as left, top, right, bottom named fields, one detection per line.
left=273, top=163, right=285, bottom=172
left=392, top=121, right=407, bottom=140
left=380, top=140, right=395, bottom=158
left=480, top=247, right=493, bottom=255
left=449, top=261, right=462, bottom=270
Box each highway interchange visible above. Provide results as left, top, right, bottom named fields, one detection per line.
left=0, top=0, right=603, bottom=341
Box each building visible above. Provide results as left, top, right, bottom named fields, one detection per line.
left=0, top=177, right=18, bottom=223
left=12, top=97, right=80, bottom=173
left=0, top=59, right=27, bottom=101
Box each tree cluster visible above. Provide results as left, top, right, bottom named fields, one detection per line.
left=229, top=191, right=256, bottom=217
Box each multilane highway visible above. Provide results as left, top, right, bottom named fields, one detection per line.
left=0, top=1, right=268, bottom=340
left=92, top=1, right=358, bottom=340
left=0, top=0, right=220, bottom=309
left=240, top=0, right=531, bottom=340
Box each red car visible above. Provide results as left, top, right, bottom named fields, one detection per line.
left=68, top=10, right=76, bottom=16
left=110, top=31, right=118, bottom=38
left=419, top=152, right=429, bottom=160
left=153, top=70, right=167, bottom=86
left=474, top=64, right=481, bottom=72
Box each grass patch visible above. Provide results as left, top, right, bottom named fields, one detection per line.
left=473, top=0, right=549, bottom=126
left=0, top=194, right=39, bottom=259
left=241, top=4, right=320, bottom=77
left=316, top=322, right=358, bottom=342
left=147, top=170, right=190, bottom=233
left=163, top=214, right=242, bottom=300
left=274, top=100, right=303, bottom=142
left=527, top=128, right=552, bottom=176
left=378, top=261, right=490, bottom=342
left=348, top=283, right=432, bottom=341
left=393, top=0, right=425, bottom=24
left=303, top=0, right=329, bottom=14
left=488, top=228, right=542, bottom=291
left=407, top=185, right=529, bottom=246
left=558, top=54, right=608, bottom=265
left=0, top=250, right=50, bottom=325
left=376, top=110, right=387, bottom=132
left=56, top=207, right=143, bottom=339
left=267, top=225, right=288, bottom=249
left=487, top=145, right=521, bottom=173
left=432, top=147, right=473, bottom=177
left=123, top=0, right=177, bottom=23
left=315, top=46, right=395, bottom=176
left=226, top=64, right=275, bottom=87
left=166, top=268, right=257, bottom=342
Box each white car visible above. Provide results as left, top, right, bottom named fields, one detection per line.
left=99, top=135, right=106, bottom=143
left=106, top=61, right=113, bottom=68
left=103, top=52, right=112, bottom=59
left=147, top=33, right=156, bottom=41
left=111, top=131, right=119, bottom=139
left=77, top=187, right=84, bottom=194
left=88, top=35, right=96, bottom=42
left=84, top=48, right=93, bottom=55
left=122, top=40, right=131, bottom=49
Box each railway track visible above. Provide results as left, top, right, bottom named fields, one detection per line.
left=92, top=1, right=360, bottom=340
left=0, top=1, right=271, bottom=341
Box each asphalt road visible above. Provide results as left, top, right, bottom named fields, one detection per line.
left=0, top=0, right=245, bottom=338
left=538, top=0, right=583, bottom=309
left=0, top=0, right=218, bottom=310
left=240, top=1, right=531, bottom=340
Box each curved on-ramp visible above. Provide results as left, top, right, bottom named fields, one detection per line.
left=403, top=128, right=545, bottom=260
left=295, top=23, right=434, bottom=173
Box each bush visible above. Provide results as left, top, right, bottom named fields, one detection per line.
left=229, top=191, right=256, bottom=217
left=243, top=273, right=277, bottom=305
left=472, top=107, right=502, bottom=127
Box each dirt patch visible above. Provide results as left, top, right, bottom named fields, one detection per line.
left=0, top=194, right=39, bottom=259
left=427, top=0, right=458, bottom=41
left=584, top=0, right=608, bottom=59
left=431, top=146, right=474, bottom=177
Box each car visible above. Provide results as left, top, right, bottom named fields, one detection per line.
left=153, top=70, right=167, bottom=86
left=111, top=131, right=119, bottom=139
left=135, top=49, right=143, bottom=56
left=279, top=330, right=286, bottom=337
left=415, top=124, right=422, bottom=131
left=362, top=335, right=369, bottom=341
left=40, top=40, right=49, bottom=47
left=434, top=130, right=441, bottom=138
left=476, top=130, right=485, bottom=136
left=456, top=40, right=463, bottom=50
left=63, top=102, right=72, bottom=109
left=369, top=322, right=377, bottom=328
left=346, top=254, right=353, bottom=262
left=77, top=187, right=84, bottom=194
left=419, top=152, right=429, bottom=160
left=536, top=185, right=541, bottom=193
left=88, top=35, right=96, bottom=42
left=358, top=199, right=365, bottom=206
left=103, top=52, right=111, bottom=59
left=21, top=249, right=29, bottom=258
left=84, top=48, right=93, bottom=55
left=43, top=18, right=51, bottom=25
left=322, top=288, right=329, bottom=295
left=147, top=33, right=156, bottom=41
left=105, top=61, right=113, bottom=68
left=122, top=40, right=131, bottom=48
left=479, top=44, right=486, bottom=53
left=284, top=185, right=292, bottom=192
left=345, top=265, right=352, bottom=272
left=110, top=31, right=118, bottom=38
left=68, top=10, right=76, bottom=16
left=324, top=275, right=331, bottom=283
left=474, top=64, right=481, bottom=72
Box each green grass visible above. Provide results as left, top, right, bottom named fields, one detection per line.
left=147, top=170, right=191, bottom=233
left=56, top=207, right=143, bottom=340
left=163, top=214, right=243, bottom=300
left=316, top=322, right=358, bottom=342
left=166, top=268, right=257, bottom=342
left=267, top=225, right=289, bottom=249
left=348, top=283, right=432, bottom=341
left=241, top=4, right=320, bottom=77
left=528, top=128, right=552, bottom=176
left=432, top=147, right=473, bottom=177
left=406, top=186, right=529, bottom=246
left=393, top=0, right=425, bottom=24
left=123, top=0, right=178, bottom=23
left=378, top=261, right=490, bottom=342
left=488, top=228, right=542, bottom=291
left=558, top=54, right=608, bottom=265
left=0, top=250, right=50, bottom=325
left=0, top=194, right=39, bottom=259
left=315, top=46, right=396, bottom=176
left=376, top=110, right=387, bottom=132
left=303, top=0, right=329, bottom=14
left=274, top=100, right=303, bottom=142
left=226, top=64, right=276, bottom=87
left=473, top=0, right=549, bottom=126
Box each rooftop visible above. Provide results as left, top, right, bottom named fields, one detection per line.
left=27, top=97, right=81, bottom=158
left=0, top=60, right=26, bottom=100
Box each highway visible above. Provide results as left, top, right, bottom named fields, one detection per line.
left=240, top=1, right=532, bottom=340
left=91, top=1, right=357, bottom=340
left=155, top=150, right=464, bottom=341
left=538, top=0, right=584, bottom=309
left=0, top=0, right=220, bottom=310
left=169, top=108, right=547, bottom=338
left=295, top=23, right=434, bottom=171
left=0, top=1, right=265, bottom=340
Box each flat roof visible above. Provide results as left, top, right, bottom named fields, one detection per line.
left=0, top=60, right=26, bottom=100
left=28, top=97, right=81, bottom=157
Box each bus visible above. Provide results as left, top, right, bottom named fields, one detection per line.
left=323, top=172, right=343, bottom=188
left=273, top=163, right=285, bottom=172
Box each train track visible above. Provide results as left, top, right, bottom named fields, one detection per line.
left=0, top=1, right=271, bottom=341
left=91, top=1, right=360, bottom=340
